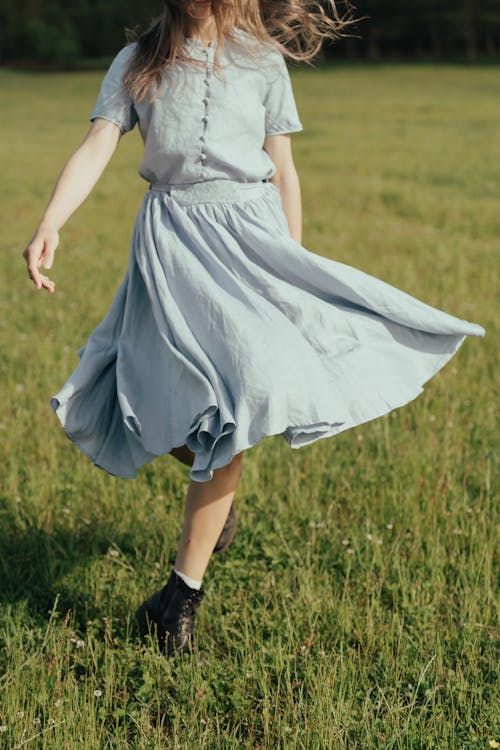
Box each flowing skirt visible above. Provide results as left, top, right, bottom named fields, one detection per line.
left=50, top=179, right=486, bottom=482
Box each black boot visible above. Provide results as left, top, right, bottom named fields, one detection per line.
left=135, top=569, right=204, bottom=657
left=213, top=503, right=238, bottom=554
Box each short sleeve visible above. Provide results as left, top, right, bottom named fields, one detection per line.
left=90, top=43, right=138, bottom=135
left=263, top=51, right=303, bottom=137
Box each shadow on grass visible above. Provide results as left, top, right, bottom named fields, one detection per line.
left=0, top=514, right=171, bottom=633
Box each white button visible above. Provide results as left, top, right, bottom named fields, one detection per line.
left=203, top=97, right=209, bottom=105
left=200, top=153, right=207, bottom=161
left=202, top=115, right=208, bottom=123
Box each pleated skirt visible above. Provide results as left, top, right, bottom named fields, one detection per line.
left=50, top=178, right=486, bottom=482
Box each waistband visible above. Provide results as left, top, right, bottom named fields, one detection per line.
left=148, top=178, right=276, bottom=205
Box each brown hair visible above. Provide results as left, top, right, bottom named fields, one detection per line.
left=124, top=0, right=356, bottom=103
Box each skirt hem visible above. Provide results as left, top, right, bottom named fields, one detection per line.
left=49, top=332, right=465, bottom=483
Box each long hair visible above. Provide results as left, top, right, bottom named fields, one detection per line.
left=124, top=0, right=356, bottom=103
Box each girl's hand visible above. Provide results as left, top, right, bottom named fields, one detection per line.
left=23, top=224, right=59, bottom=293
left=21, top=119, right=122, bottom=295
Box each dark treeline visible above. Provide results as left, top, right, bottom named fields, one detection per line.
left=332, top=0, right=500, bottom=61
left=1, top=1, right=500, bottom=65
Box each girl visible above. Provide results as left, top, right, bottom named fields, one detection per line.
left=23, top=0, right=485, bottom=659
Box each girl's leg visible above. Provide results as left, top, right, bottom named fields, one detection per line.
left=136, top=450, right=243, bottom=655
left=169, top=444, right=239, bottom=556
left=174, top=452, right=244, bottom=581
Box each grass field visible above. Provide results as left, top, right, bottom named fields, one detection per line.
left=0, top=63, right=498, bottom=748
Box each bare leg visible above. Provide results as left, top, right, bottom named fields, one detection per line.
left=174, top=452, right=244, bottom=581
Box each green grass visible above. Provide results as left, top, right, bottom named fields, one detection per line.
left=0, top=64, right=498, bottom=748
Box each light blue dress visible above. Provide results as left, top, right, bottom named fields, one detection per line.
left=50, top=29, right=486, bottom=482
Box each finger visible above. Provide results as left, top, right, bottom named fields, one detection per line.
left=40, top=274, right=55, bottom=292
left=42, top=253, right=54, bottom=270
left=25, top=242, right=44, bottom=285
left=25, top=239, right=44, bottom=265
left=42, top=235, right=59, bottom=270
left=28, top=262, right=43, bottom=289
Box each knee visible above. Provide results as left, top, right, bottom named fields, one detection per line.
left=171, top=445, right=243, bottom=476
left=215, top=450, right=244, bottom=478
left=230, top=450, right=244, bottom=469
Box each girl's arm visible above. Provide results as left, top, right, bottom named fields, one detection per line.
left=23, top=118, right=123, bottom=293
left=263, top=133, right=302, bottom=244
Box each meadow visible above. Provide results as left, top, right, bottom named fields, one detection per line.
left=0, top=62, right=498, bottom=748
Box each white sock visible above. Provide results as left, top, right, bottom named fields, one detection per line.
left=174, top=566, right=203, bottom=590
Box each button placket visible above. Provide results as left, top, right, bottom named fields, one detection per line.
left=199, top=45, right=211, bottom=175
